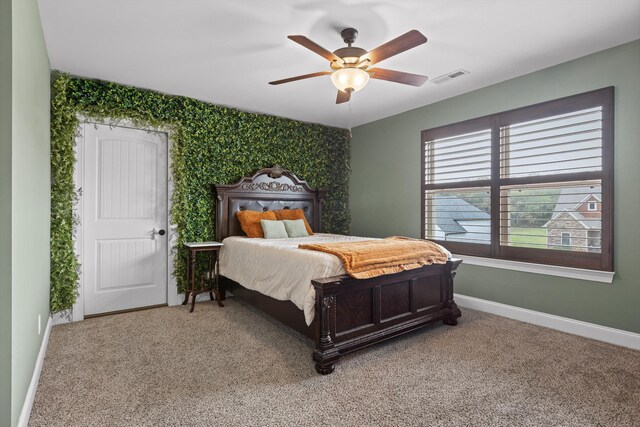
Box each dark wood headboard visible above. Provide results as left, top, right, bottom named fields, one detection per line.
left=214, top=166, right=325, bottom=241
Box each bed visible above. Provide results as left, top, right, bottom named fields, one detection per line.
left=214, top=166, right=462, bottom=374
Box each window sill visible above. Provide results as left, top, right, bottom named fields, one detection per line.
left=452, top=254, right=615, bottom=284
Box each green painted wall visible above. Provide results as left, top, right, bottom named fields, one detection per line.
left=351, top=40, right=640, bottom=334
left=9, top=0, right=51, bottom=425
left=0, top=0, right=13, bottom=424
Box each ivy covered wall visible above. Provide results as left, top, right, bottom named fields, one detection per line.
left=50, top=73, right=350, bottom=312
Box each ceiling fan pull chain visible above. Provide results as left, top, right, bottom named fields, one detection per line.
left=348, top=101, right=353, bottom=137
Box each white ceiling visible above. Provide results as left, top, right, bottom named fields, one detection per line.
left=38, top=0, right=640, bottom=128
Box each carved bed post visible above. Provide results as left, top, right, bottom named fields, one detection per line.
left=443, top=259, right=462, bottom=326
left=312, top=286, right=341, bottom=375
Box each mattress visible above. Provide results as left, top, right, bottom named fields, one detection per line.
left=218, top=233, right=451, bottom=326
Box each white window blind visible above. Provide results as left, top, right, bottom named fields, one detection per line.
left=498, top=106, right=604, bottom=253
left=425, top=129, right=491, bottom=184
left=500, top=107, right=603, bottom=178
left=500, top=182, right=602, bottom=253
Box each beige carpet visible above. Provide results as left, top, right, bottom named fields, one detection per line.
left=30, top=299, right=639, bottom=427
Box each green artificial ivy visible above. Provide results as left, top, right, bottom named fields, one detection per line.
left=50, top=73, right=351, bottom=312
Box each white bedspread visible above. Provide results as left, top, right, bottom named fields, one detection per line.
left=219, top=233, right=451, bottom=326
left=219, top=233, right=371, bottom=325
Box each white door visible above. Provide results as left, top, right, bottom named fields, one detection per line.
left=82, top=124, right=168, bottom=316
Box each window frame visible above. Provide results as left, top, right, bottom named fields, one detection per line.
left=421, top=87, right=614, bottom=272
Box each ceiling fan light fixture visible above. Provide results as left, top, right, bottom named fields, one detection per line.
left=331, top=68, right=370, bottom=93
left=271, top=29, right=428, bottom=104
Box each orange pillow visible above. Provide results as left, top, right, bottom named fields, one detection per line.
left=274, top=209, right=314, bottom=235
left=236, top=210, right=277, bottom=238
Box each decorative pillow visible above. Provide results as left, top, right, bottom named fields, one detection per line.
left=236, top=210, right=277, bottom=238
left=273, top=209, right=314, bottom=235
left=260, top=220, right=288, bottom=239
left=282, top=219, right=310, bottom=238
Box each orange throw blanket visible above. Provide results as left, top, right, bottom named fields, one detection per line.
left=298, top=236, right=449, bottom=279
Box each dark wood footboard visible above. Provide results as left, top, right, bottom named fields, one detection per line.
left=312, top=259, right=462, bottom=374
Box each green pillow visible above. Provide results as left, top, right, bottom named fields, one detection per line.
left=282, top=219, right=310, bottom=238
left=260, top=220, right=288, bottom=239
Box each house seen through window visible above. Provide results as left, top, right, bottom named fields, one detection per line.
left=422, top=88, right=613, bottom=271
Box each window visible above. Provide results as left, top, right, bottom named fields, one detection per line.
left=422, top=88, right=613, bottom=271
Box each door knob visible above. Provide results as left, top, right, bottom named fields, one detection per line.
left=152, top=228, right=167, bottom=239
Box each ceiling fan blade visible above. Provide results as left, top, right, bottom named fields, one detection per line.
left=368, top=68, right=428, bottom=87
left=288, top=35, right=345, bottom=64
left=336, top=90, right=351, bottom=104
left=269, top=71, right=331, bottom=85
left=360, top=30, right=427, bottom=65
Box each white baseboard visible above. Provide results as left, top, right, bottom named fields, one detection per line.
left=454, top=293, right=640, bottom=350
left=17, top=315, right=52, bottom=427
left=167, top=289, right=180, bottom=306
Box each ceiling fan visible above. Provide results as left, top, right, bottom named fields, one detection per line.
left=269, top=28, right=429, bottom=104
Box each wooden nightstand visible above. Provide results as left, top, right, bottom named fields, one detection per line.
left=182, top=242, right=224, bottom=312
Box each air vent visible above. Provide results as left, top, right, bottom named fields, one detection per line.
left=431, top=69, right=470, bottom=85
